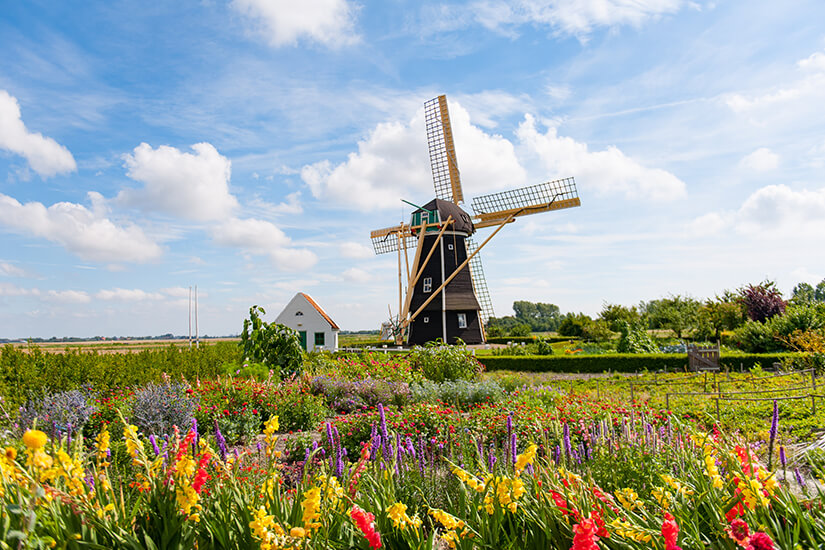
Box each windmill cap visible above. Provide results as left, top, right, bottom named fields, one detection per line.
left=414, top=198, right=475, bottom=234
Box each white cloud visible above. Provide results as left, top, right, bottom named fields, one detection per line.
left=232, top=0, right=359, bottom=48
left=339, top=241, right=374, bottom=259
left=0, top=261, right=26, bottom=277
left=739, top=147, right=779, bottom=172
left=118, top=142, right=238, bottom=222
left=44, top=290, right=91, bottom=304
left=302, top=101, right=527, bottom=209
left=686, top=212, right=730, bottom=237
left=0, top=90, right=76, bottom=177
left=516, top=115, right=686, bottom=201
left=211, top=217, right=317, bottom=270
left=470, top=0, right=686, bottom=37
left=726, top=49, right=825, bottom=114
left=0, top=282, right=37, bottom=297
left=342, top=267, right=371, bottom=283
left=735, top=184, right=825, bottom=235
left=0, top=191, right=163, bottom=263
left=249, top=192, right=303, bottom=215
left=96, top=288, right=164, bottom=301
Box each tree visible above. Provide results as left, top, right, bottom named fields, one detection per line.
left=512, top=301, right=561, bottom=331
left=646, top=295, right=702, bottom=339
left=240, top=305, right=303, bottom=379
left=792, top=282, right=816, bottom=304
left=701, top=293, right=745, bottom=340
left=599, top=303, right=643, bottom=332
left=558, top=313, right=592, bottom=337
left=740, top=281, right=786, bottom=323
left=816, top=279, right=825, bottom=302
left=509, top=323, right=532, bottom=337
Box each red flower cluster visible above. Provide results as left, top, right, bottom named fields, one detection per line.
left=351, top=506, right=382, bottom=549
left=192, top=452, right=211, bottom=493
left=570, top=517, right=599, bottom=550
left=726, top=519, right=774, bottom=550
left=662, top=512, right=682, bottom=550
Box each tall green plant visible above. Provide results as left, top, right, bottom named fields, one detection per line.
left=240, top=305, right=303, bottom=379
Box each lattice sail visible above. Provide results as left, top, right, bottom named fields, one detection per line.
left=471, top=177, right=579, bottom=224
left=424, top=95, right=463, bottom=204
left=465, top=238, right=494, bottom=324
left=370, top=225, right=418, bottom=255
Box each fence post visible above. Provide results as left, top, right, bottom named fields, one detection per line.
left=630, top=382, right=635, bottom=401
left=715, top=398, right=721, bottom=422
left=666, top=393, right=670, bottom=410
left=703, top=372, right=707, bottom=393
left=813, top=370, right=818, bottom=416
left=596, top=381, right=601, bottom=400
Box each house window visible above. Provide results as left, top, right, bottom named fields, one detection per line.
left=457, top=313, right=467, bottom=329
left=448, top=243, right=454, bottom=250
left=423, top=317, right=429, bottom=323
left=423, top=277, right=432, bottom=293
left=295, top=311, right=304, bottom=316
left=314, top=332, right=325, bottom=346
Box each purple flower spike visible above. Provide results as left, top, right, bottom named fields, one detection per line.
left=510, top=433, right=517, bottom=467
left=770, top=400, right=779, bottom=441
left=563, top=423, right=572, bottom=458
left=779, top=446, right=786, bottom=469
left=795, top=467, right=806, bottom=488
left=214, top=420, right=228, bottom=462
left=149, top=434, right=161, bottom=456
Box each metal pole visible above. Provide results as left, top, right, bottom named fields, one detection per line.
left=188, top=286, right=192, bottom=349
left=195, top=285, right=199, bottom=349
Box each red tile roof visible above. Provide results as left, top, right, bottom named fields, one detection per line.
left=300, top=293, right=339, bottom=330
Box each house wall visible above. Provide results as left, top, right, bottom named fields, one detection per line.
left=274, top=295, right=338, bottom=351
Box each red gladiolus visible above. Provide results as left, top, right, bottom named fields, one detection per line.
left=747, top=532, right=775, bottom=550
left=661, top=512, right=682, bottom=550
left=570, top=518, right=599, bottom=550
left=351, top=506, right=382, bottom=549
left=726, top=518, right=750, bottom=547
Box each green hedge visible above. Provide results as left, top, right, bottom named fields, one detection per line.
left=477, top=353, right=808, bottom=373
left=0, top=342, right=242, bottom=407
left=485, top=336, right=577, bottom=345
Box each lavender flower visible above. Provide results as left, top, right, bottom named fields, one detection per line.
left=214, top=420, right=228, bottom=462
left=563, top=423, right=572, bottom=459
left=510, top=433, right=517, bottom=467
left=554, top=445, right=561, bottom=464
left=149, top=434, right=161, bottom=456
left=779, top=446, right=786, bottom=470
left=378, top=403, right=391, bottom=459
left=795, top=467, right=806, bottom=489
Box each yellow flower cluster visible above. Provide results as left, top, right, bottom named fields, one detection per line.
left=610, top=518, right=653, bottom=542
left=46, top=449, right=86, bottom=497
left=661, top=474, right=694, bottom=497
left=702, top=444, right=724, bottom=489
left=95, top=428, right=111, bottom=467
left=514, top=443, right=538, bottom=476
left=615, top=488, right=642, bottom=511
left=249, top=506, right=290, bottom=550
left=301, top=486, right=322, bottom=532
left=123, top=424, right=147, bottom=468
left=23, top=430, right=53, bottom=476
left=317, top=474, right=344, bottom=510
left=0, top=447, right=21, bottom=497
left=429, top=508, right=472, bottom=549
left=451, top=465, right=487, bottom=493
left=387, top=502, right=422, bottom=531
left=738, top=477, right=770, bottom=509
left=651, top=486, right=672, bottom=509
left=264, top=416, right=281, bottom=459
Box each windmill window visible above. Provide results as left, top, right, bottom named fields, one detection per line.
left=423, top=277, right=432, bottom=293
left=448, top=244, right=454, bottom=250
left=295, top=311, right=304, bottom=316
left=423, top=317, right=429, bottom=323
left=457, top=313, right=467, bottom=329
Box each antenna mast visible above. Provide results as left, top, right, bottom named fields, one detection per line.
left=195, top=284, right=199, bottom=349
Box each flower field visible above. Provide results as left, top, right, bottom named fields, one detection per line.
left=2, top=349, right=825, bottom=548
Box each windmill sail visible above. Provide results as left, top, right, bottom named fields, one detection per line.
left=370, top=224, right=418, bottom=255
left=424, top=95, right=463, bottom=204
left=465, top=238, right=494, bottom=324
left=472, top=177, right=580, bottom=227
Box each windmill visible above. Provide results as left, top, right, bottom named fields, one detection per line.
left=370, top=95, right=581, bottom=345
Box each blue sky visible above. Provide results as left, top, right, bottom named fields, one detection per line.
left=2, top=0, right=825, bottom=338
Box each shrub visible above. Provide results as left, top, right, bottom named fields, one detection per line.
left=275, top=387, right=329, bottom=432
left=616, top=321, right=658, bottom=353
left=406, top=341, right=483, bottom=382
left=731, top=319, right=784, bottom=353
left=509, top=324, right=532, bottom=337
left=410, top=379, right=503, bottom=407
left=17, top=389, right=96, bottom=437
left=741, top=281, right=786, bottom=322
left=131, top=382, right=197, bottom=437
left=536, top=338, right=554, bottom=356
left=240, top=305, right=303, bottom=379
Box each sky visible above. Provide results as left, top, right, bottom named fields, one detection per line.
left=1, top=0, right=825, bottom=338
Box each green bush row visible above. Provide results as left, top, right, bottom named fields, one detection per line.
left=477, top=353, right=809, bottom=373
left=485, top=336, right=577, bottom=345
left=0, top=343, right=243, bottom=407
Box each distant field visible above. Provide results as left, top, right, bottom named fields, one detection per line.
left=7, top=338, right=240, bottom=354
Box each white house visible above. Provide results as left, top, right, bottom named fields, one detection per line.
left=274, top=293, right=339, bottom=352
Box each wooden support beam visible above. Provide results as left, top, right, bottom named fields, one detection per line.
left=404, top=211, right=517, bottom=326
left=400, top=216, right=453, bottom=322
left=401, top=222, right=428, bottom=322
left=396, top=233, right=403, bottom=343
